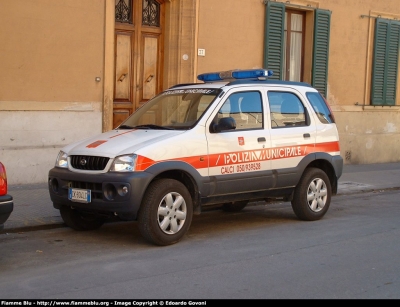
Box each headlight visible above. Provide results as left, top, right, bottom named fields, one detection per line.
left=56, top=151, right=68, bottom=168
left=110, top=154, right=137, bottom=172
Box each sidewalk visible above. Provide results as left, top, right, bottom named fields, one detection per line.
left=2, top=162, right=400, bottom=234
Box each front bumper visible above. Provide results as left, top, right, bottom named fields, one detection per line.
left=48, top=167, right=154, bottom=219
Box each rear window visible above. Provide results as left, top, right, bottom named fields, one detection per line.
left=306, top=92, right=335, bottom=124
left=267, top=91, right=307, bottom=128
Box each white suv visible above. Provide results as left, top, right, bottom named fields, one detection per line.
left=48, top=69, right=343, bottom=246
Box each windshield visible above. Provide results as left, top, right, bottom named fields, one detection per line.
left=117, top=88, right=221, bottom=130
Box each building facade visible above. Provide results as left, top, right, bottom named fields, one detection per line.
left=1, top=0, right=400, bottom=185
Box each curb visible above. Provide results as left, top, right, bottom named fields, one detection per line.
left=0, top=222, right=66, bottom=235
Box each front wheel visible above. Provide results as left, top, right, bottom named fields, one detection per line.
left=291, top=168, right=331, bottom=221
left=60, top=206, right=105, bottom=231
left=138, top=179, right=193, bottom=246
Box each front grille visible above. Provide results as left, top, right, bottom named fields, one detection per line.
left=70, top=155, right=110, bottom=171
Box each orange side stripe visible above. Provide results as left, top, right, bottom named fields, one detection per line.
left=134, top=141, right=340, bottom=172
left=314, top=141, right=340, bottom=152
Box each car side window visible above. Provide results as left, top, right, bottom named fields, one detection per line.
left=217, top=91, right=263, bottom=131
left=306, top=92, right=335, bottom=124
left=268, top=91, right=307, bottom=128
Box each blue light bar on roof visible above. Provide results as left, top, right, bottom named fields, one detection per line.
left=197, top=69, right=273, bottom=82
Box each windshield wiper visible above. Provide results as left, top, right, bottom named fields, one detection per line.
left=132, top=124, right=175, bottom=130
left=117, top=125, right=135, bottom=129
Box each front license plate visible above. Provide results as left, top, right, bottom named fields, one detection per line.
left=68, top=188, right=91, bottom=203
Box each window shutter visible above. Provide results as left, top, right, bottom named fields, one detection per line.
left=312, top=9, right=331, bottom=98
left=371, top=18, right=400, bottom=106
left=264, top=1, right=285, bottom=80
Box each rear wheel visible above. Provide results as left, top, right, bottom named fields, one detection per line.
left=291, top=168, right=331, bottom=221
left=222, top=200, right=248, bottom=212
left=138, top=179, right=193, bottom=246
left=60, top=206, right=105, bottom=231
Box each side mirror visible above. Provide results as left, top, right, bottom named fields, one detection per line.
left=212, top=117, right=236, bottom=133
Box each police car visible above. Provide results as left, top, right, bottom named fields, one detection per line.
left=48, top=69, right=343, bottom=246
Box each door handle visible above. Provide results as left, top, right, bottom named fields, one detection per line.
left=258, top=137, right=266, bottom=142
left=145, top=74, right=154, bottom=83
left=118, top=73, right=127, bottom=82
left=303, top=133, right=310, bottom=138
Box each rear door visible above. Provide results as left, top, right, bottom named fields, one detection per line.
left=265, top=87, right=317, bottom=187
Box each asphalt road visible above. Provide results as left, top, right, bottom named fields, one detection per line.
left=1, top=189, right=400, bottom=299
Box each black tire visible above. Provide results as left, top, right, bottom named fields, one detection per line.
left=138, top=179, right=193, bottom=246
left=222, top=200, right=248, bottom=212
left=60, top=206, right=105, bottom=231
left=291, top=167, right=331, bottom=221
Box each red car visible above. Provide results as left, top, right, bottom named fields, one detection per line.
left=0, top=162, right=13, bottom=230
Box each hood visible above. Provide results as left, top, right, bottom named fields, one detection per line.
left=62, top=129, right=185, bottom=158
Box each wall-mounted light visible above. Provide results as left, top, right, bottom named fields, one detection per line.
left=95, top=77, right=101, bottom=82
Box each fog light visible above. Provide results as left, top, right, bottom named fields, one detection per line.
left=104, top=184, right=117, bottom=201
left=118, top=185, right=129, bottom=196
left=49, top=178, right=59, bottom=193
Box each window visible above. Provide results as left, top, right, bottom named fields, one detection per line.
left=125, top=89, right=220, bottom=129
left=142, top=0, right=160, bottom=26
left=371, top=18, right=400, bottom=106
left=306, top=92, right=335, bottom=124
left=115, top=0, right=133, bottom=23
left=196, top=95, right=216, bottom=120
left=264, top=2, right=331, bottom=97
left=115, top=0, right=161, bottom=27
left=217, top=92, right=263, bottom=130
left=283, top=10, right=305, bottom=82
left=268, top=92, right=306, bottom=128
